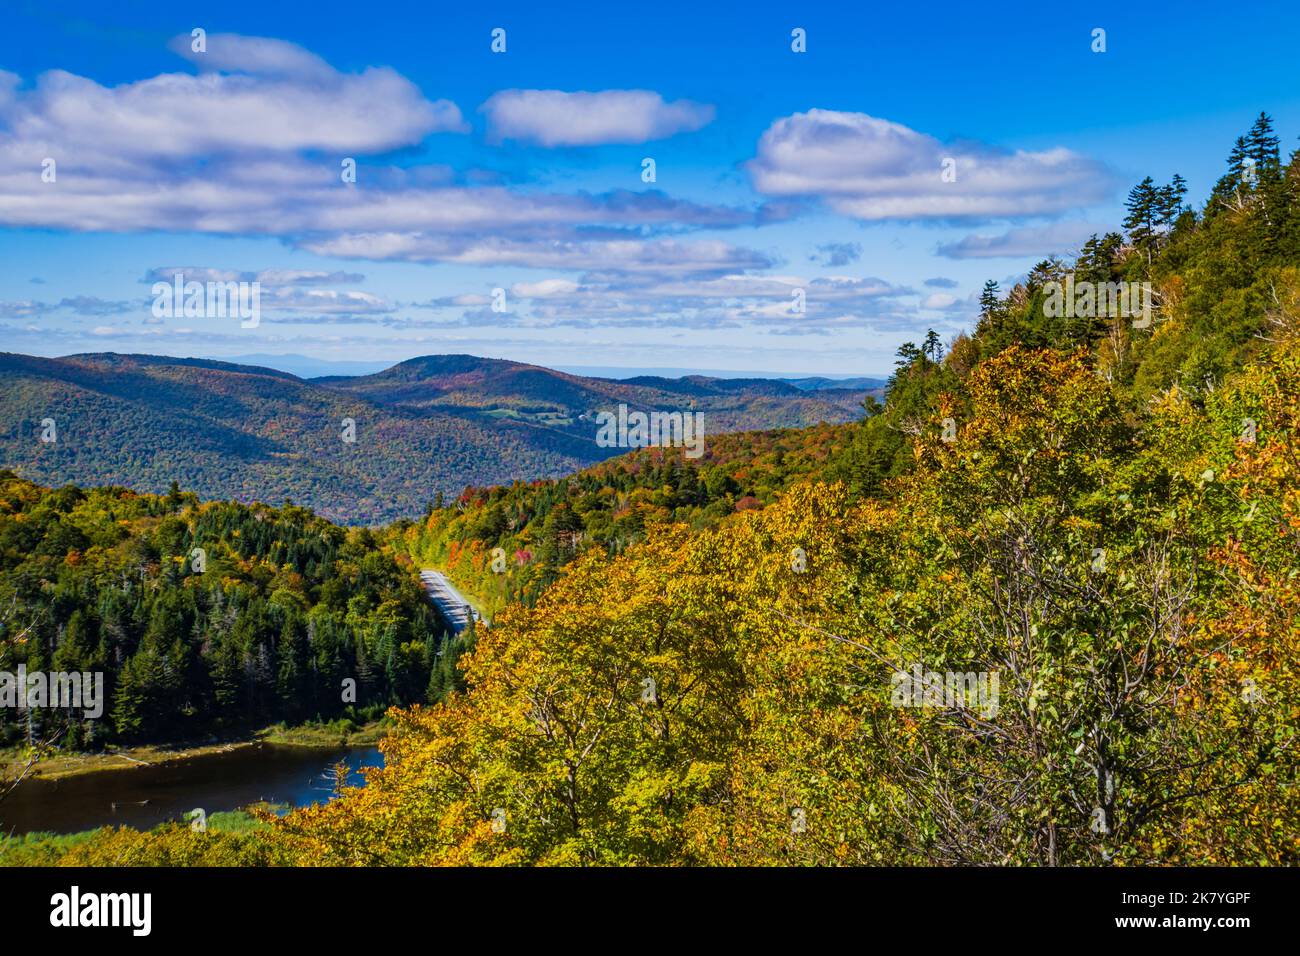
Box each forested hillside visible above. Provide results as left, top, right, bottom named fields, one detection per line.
left=13, top=114, right=1300, bottom=866
left=0, top=353, right=868, bottom=525
left=386, top=421, right=861, bottom=616
left=0, top=476, right=450, bottom=751
left=318, top=353, right=874, bottom=430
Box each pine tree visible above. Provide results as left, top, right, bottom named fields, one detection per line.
left=354, top=634, right=375, bottom=707
left=979, top=280, right=1001, bottom=319
left=922, top=329, right=944, bottom=363
left=1245, top=112, right=1280, bottom=173
left=1210, top=135, right=1256, bottom=214
left=276, top=616, right=309, bottom=722
left=895, top=342, right=921, bottom=367
left=112, top=656, right=148, bottom=740
left=1157, top=174, right=1188, bottom=227
left=1124, top=176, right=1159, bottom=264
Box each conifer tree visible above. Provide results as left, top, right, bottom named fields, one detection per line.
left=1158, top=174, right=1188, bottom=226
left=978, top=279, right=1000, bottom=319
left=922, top=329, right=944, bottom=363
left=1245, top=112, right=1280, bottom=173
left=1124, top=176, right=1159, bottom=264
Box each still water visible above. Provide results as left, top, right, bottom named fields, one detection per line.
left=0, top=743, right=382, bottom=836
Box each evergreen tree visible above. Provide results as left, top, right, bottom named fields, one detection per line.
left=1157, top=174, right=1188, bottom=227
left=978, top=280, right=1001, bottom=319
left=1245, top=112, right=1280, bottom=173
left=276, top=616, right=309, bottom=722
left=922, top=329, right=944, bottom=363
left=1124, top=176, right=1160, bottom=264
left=1210, top=134, right=1257, bottom=213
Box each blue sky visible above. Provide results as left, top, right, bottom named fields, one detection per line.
left=2, top=0, right=1298, bottom=377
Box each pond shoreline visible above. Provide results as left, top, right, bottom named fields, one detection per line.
left=2, top=720, right=387, bottom=783
left=1, top=739, right=385, bottom=839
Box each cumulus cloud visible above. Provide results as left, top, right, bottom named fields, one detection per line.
left=481, top=89, right=714, bottom=146
left=0, top=38, right=754, bottom=275
left=936, top=221, right=1108, bottom=259
left=5, top=33, right=464, bottom=162
left=920, top=292, right=959, bottom=309
left=748, top=109, right=1114, bottom=221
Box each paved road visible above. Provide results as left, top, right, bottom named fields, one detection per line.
left=419, top=569, right=482, bottom=635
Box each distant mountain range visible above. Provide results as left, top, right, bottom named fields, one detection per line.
left=217, top=354, right=890, bottom=389
left=783, top=375, right=889, bottom=391
left=0, top=352, right=874, bottom=524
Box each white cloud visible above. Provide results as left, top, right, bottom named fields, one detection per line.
left=921, top=292, right=958, bottom=309
left=6, top=39, right=462, bottom=164
left=511, top=279, right=581, bottom=298
left=168, top=33, right=337, bottom=79
left=481, top=89, right=714, bottom=146
left=936, top=221, right=1108, bottom=259
left=748, top=109, right=1114, bottom=221
left=0, top=39, right=752, bottom=275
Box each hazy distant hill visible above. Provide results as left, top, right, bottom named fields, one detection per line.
left=0, top=352, right=867, bottom=524
left=216, top=353, right=395, bottom=378
left=785, top=375, right=889, bottom=392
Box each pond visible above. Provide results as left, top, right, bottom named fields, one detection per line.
left=0, top=743, right=383, bottom=836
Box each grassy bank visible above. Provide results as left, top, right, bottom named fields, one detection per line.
left=257, top=718, right=388, bottom=748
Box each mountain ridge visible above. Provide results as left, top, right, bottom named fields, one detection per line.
left=0, top=350, right=869, bottom=524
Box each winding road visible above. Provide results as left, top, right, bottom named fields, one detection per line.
left=418, top=569, right=482, bottom=635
